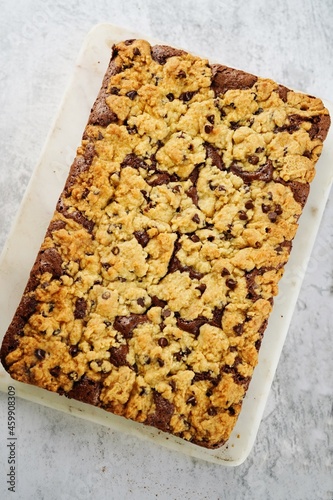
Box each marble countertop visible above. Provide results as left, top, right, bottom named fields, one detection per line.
left=0, top=0, right=332, bottom=498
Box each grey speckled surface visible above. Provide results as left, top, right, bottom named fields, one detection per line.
left=0, top=0, right=333, bottom=498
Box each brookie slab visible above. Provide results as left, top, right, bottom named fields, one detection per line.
left=0, top=39, right=330, bottom=448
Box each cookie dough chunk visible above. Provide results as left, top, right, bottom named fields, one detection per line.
left=1, top=39, right=330, bottom=448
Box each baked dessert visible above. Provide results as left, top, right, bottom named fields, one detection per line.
left=1, top=39, right=330, bottom=448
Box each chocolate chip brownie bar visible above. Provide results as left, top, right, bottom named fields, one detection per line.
left=1, top=39, right=330, bottom=448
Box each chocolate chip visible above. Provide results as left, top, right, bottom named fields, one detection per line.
left=113, top=314, right=148, bottom=338
left=110, top=87, right=119, bottom=95
left=35, top=349, right=46, bottom=360
left=186, top=395, right=197, bottom=406
left=179, top=91, right=196, bottom=102
left=192, top=214, right=200, bottom=223
left=166, top=93, right=174, bottom=101
left=221, top=268, right=230, bottom=277
left=134, top=230, right=149, bottom=247
left=208, top=406, right=217, bottom=416
left=188, top=165, right=200, bottom=185
left=247, top=155, right=259, bottom=165
left=174, top=352, right=182, bottom=362
left=112, top=246, right=120, bottom=255
left=230, top=121, right=240, bottom=130
left=190, top=234, right=200, bottom=243
left=186, top=186, right=199, bottom=207
left=121, top=153, right=149, bottom=170
left=147, top=172, right=172, bottom=186
left=238, top=210, right=248, bottom=220
left=255, top=339, right=262, bottom=350
left=74, top=298, right=87, bottom=319
left=169, top=380, right=176, bottom=392
left=69, top=345, right=79, bottom=357
left=204, top=124, right=214, bottom=134
left=137, top=297, right=145, bottom=307
left=158, top=337, right=169, bottom=347
left=208, top=307, right=224, bottom=328
left=226, top=278, right=237, bottom=290
left=155, top=140, right=164, bottom=151
left=268, top=211, right=278, bottom=222
left=233, top=323, right=243, bottom=335
left=124, top=39, right=135, bottom=45
left=50, top=366, right=60, bottom=377
left=245, top=200, right=254, bottom=209
left=207, top=115, right=215, bottom=124
left=261, top=204, right=271, bottom=213
left=228, top=406, right=236, bottom=416
left=157, top=358, right=164, bottom=367
left=275, top=204, right=282, bottom=216
left=177, top=69, right=186, bottom=79
left=161, top=309, right=171, bottom=318
left=223, top=230, right=233, bottom=240
left=126, top=90, right=138, bottom=100
left=133, top=47, right=141, bottom=56
left=188, top=267, right=204, bottom=280
left=192, top=371, right=213, bottom=382
left=195, top=283, right=207, bottom=295
left=176, top=316, right=206, bottom=337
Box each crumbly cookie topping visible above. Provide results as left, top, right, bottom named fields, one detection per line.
left=1, top=39, right=330, bottom=448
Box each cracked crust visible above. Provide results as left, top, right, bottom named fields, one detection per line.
left=0, top=39, right=330, bottom=448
